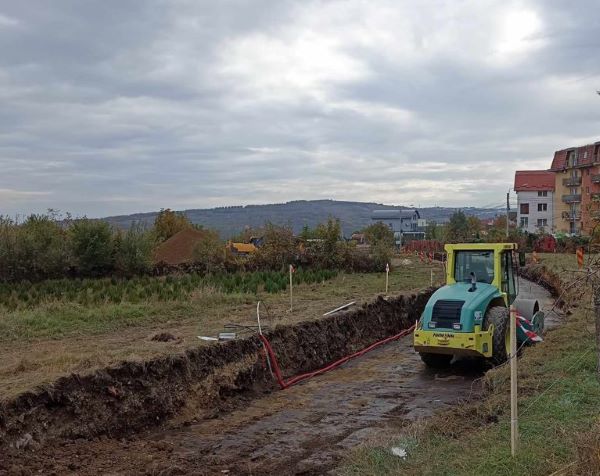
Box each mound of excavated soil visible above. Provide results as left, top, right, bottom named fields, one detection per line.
left=153, top=228, right=207, bottom=265
left=0, top=289, right=434, bottom=450
left=150, top=332, right=179, bottom=342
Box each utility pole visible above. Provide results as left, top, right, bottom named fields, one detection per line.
left=506, top=191, right=510, bottom=238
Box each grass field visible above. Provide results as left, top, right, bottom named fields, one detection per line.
left=0, top=269, right=338, bottom=342
left=0, top=269, right=338, bottom=312
left=341, top=257, right=600, bottom=476
left=0, top=259, right=443, bottom=399
left=532, top=252, right=585, bottom=274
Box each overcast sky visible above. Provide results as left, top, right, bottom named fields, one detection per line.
left=1, top=0, right=599, bottom=218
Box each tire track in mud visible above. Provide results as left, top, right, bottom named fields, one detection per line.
left=1, top=277, right=560, bottom=475
left=160, top=340, right=482, bottom=474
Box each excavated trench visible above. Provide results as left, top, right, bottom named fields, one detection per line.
left=0, top=289, right=434, bottom=450
left=0, top=266, right=562, bottom=474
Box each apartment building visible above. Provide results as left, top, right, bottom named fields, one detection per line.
left=550, top=142, right=600, bottom=235
left=514, top=170, right=555, bottom=233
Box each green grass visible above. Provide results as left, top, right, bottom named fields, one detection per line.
left=0, top=296, right=252, bottom=342
left=533, top=251, right=600, bottom=278
left=0, top=261, right=442, bottom=343
left=532, top=252, right=583, bottom=274
left=0, top=269, right=338, bottom=311
left=342, top=263, right=600, bottom=476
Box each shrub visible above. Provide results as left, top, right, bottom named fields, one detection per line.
left=308, top=218, right=344, bottom=269
left=249, top=223, right=297, bottom=271
left=192, top=229, right=225, bottom=272
left=114, top=222, right=154, bottom=276
left=363, top=222, right=395, bottom=248
left=0, top=213, right=70, bottom=282
left=370, top=241, right=393, bottom=270
left=19, top=214, right=70, bottom=280
left=69, top=219, right=115, bottom=276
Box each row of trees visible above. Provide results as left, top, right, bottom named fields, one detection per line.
left=429, top=210, right=521, bottom=244
left=192, top=219, right=395, bottom=274
left=12, top=206, right=571, bottom=284
left=0, top=208, right=201, bottom=282
left=0, top=211, right=395, bottom=283
left=0, top=215, right=155, bottom=282
left=432, top=210, right=597, bottom=252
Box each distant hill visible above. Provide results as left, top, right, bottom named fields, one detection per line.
left=103, top=200, right=502, bottom=238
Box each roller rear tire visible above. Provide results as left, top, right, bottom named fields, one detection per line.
left=419, top=352, right=453, bottom=368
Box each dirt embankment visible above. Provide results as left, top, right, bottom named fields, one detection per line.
left=0, top=289, right=434, bottom=450
left=519, top=264, right=563, bottom=302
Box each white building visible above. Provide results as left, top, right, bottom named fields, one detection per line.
left=514, top=170, right=555, bottom=234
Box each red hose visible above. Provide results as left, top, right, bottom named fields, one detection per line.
left=258, top=324, right=416, bottom=390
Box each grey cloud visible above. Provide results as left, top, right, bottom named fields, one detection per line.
left=0, top=0, right=599, bottom=217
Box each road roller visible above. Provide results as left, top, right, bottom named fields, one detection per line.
left=414, top=243, right=544, bottom=367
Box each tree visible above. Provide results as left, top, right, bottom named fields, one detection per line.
left=315, top=218, right=342, bottom=254
left=69, top=219, right=115, bottom=276
left=153, top=208, right=192, bottom=242
left=18, top=214, right=70, bottom=281
left=363, top=222, right=395, bottom=270
left=193, top=229, right=225, bottom=272
left=0, top=213, right=70, bottom=282
left=486, top=217, right=506, bottom=242
left=299, top=224, right=317, bottom=240
left=114, top=222, right=154, bottom=276
left=370, top=241, right=393, bottom=269
left=363, top=222, right=395, bottom=248
left=445, top=210, right=470, bottom=242
left=251, top=223, right=296, bottom=270
left=467, top=216, right=482, bottom=240
left=0, top=216, right=19, bottom=281
left=425, top=221, right=436, bottom=240
left=311, top=217, right=344, bottom=268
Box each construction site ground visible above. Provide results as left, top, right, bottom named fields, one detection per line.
left=2, top=276, right=560, bottom=475
left=0, top=261, right=443, bottom=399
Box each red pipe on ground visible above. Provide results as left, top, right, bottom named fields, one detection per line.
left=258, top=324, right=416, bottom=390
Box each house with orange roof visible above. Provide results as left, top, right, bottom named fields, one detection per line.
left=153, top=228, right=207, bottom=265
left=514, top=170, right=555, bottom=234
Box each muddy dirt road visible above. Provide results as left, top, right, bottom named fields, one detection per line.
left=3, top=278, right=559, bottom=475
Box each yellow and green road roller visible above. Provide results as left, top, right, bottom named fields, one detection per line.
left=414, top=243, right=544, bottom=367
